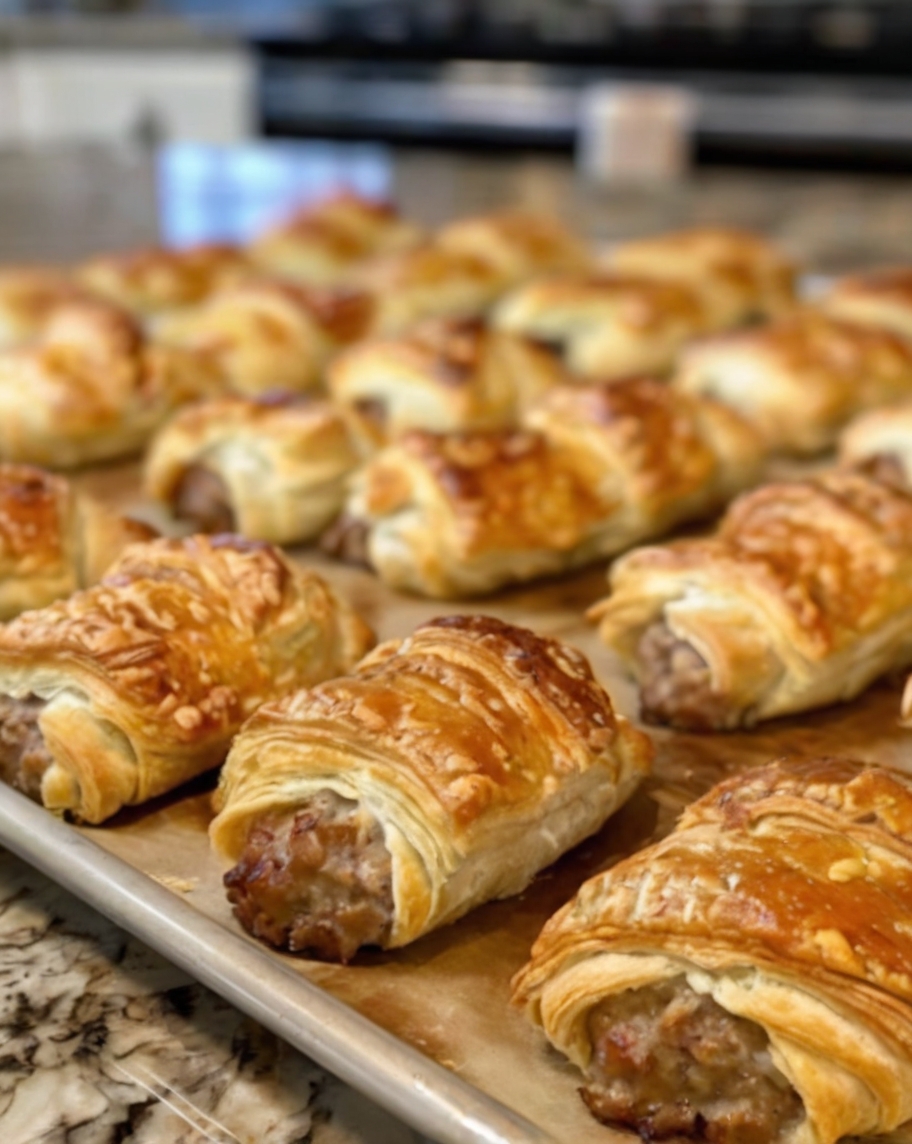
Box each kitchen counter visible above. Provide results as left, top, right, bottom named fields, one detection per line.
left=2, top=139, right=912, bottom=271
left=0, top=848, right=427, bottom=1144
left=2, top=139, right=912, bottom=1144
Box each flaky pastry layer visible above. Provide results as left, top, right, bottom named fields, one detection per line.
left=211, top=614, right=652, bottom=952
left=144, top=394, right=361, bottom=544
left=328, top=317, right=565, bottom=448
left=513, top=756, right=912, bottom=1144
left=337, top=377, right=764, bottom=598
left=608, top=225, right=798, bottom=327
left=0, top=300, right=223, bottom=468
left=591, top=468, right=912, bottom=728
left=0, top=534, right=373, bottom=822
left=675, top=310, right=912, bottom=455
left=0, top=463, right=152, bottom=620
left=249, top=193, right=424, bottom=286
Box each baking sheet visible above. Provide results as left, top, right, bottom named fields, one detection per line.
left=3, top=460, right=912, bottom=1144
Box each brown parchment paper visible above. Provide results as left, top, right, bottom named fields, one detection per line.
left=62, top=460, right=912, bottom=1144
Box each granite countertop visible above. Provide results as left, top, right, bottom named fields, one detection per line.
left=1, top=140, right=912, bottom=1143
left=0, top=848, right=428, bottom=1144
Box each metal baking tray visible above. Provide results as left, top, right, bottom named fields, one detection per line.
left=1, top=470, right=910, bottom=1144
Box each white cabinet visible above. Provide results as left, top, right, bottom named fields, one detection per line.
left=9, top=46, right=254, bottom=145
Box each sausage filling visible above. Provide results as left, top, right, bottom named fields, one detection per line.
left=854, top=452, right=910, bottom=492
left=0, top=694, right=53, bottom=801
left=637, top=621, right=730, bottom=731
left=224, top=789, right=393, bottom=962
left=319, top=512, right=370, bottom=566
left=173, top=464, right=236, bottom=534
left=583, top=979, right=804, bottom=1144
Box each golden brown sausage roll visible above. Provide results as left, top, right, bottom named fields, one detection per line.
left=608, top=225, right=798, bottom=327
left=839, top=399, right=912, bottom=488
left=0, top=300, right=223, bottom=468
left=77, top=243, right=251, bottom=319
left=493, top=273, right=710, bottom=381
left=332, top=378, right=764, bottom=598
left=354, top=243, right=508, bottom=335
left=0, top=534, right=373, bottom=824
left=249, top=193, right=424, bottom=286
left=155, top=280, right=374, bottom=397
left=144, top=394, right=361, bottom=544
left=513, top=756, right=912, bottom=1144
left=0, top=463, right=154, bottom=621
left=327, top=317, right=565, bottom=449
left=0, top=265, right=86, bottom=347
left=674, top=310, right=912, bottom=455
left=210, top=614, right=653, bottom=961
left=437, top=209, right=592, bottom=287
left=820, top=266, right=912, bottom=340
left=590, top=467, right=912, bottom=730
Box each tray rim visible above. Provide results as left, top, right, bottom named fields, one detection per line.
left=0, top=782, right=558, bottom=1144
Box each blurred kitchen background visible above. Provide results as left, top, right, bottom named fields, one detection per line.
left=5, top=0, right=912, bottom=162
left=2, top=0, right=912, bottom=266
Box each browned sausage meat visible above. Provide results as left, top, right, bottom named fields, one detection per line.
left=172, top=464, right=236, bottom=534
left=636, top=621, right=731, bottom=731
left=583, top=978, right=804, bottom=1144
left=0, top=694, right=52, bottom=800
left=224, top=788, right=394, bottom=962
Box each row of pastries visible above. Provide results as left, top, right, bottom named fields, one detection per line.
left=4, top=516, right=912, bottom=1142
left=6, top=193, right=912, bottom=1144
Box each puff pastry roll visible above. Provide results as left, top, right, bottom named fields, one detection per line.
left=0, top=265, right=86, bottom=347
left=437, top=209, right=591, bottom=287
left=78, top=243, right=251, bottom=319
left=590, top=467, right=912, bottom=730
left=144, top=394, right=361, bottom=544
left=513, top=755, right=912, bottom=1144
left=155, top=280, right=373, bottom=396
left=0, top=534, right=374, bottom=824
left=608, top=225, right=798, bottom=327
left=0, top=300, right=223, bottom=468
left=0, top=463, right=154, bottom=620
left=675, top=310, right=912, bottom=454
left=494, top=272, right=711, bottom=381
left=249, top=193, right=424, bottom=286
left=327, top=317, right=565, bottom=448
left=820, top=266, right=912, bottom=340
left=333, top=378, right=764, bottom=598
left=354, top=243, right=508, bottom=335
left=839, top=399, right=912, bottom=489
left=211, top=614, right=653, bottom=961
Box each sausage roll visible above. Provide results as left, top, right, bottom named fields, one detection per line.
left=590, top=467, right=912, bottom=730
left=513, top=756, right=912, bottom=1144
left=608, top=225, right=798, bottom=328
left=332, top=378, right=764, bottom=598
left=354, top=244, right=508, bottom=336
left=210, top=614, right=653, bottom=961
left=0, top=463, right=154, bottom=621
left=820, top=266, right=912, bottom=341
left=674, top=310, right=912, bottom=455
left=327, top=317, right=565, bottom=449
left=839, top=399, right=912, bottom=489
left=249, top=193, right=424, bottom=286
left=493, top=273, right=710, bottom=381
left=437, top=209, right=591, bottom=287
left=144, top=394, right=361, bottom=544
left=0, top=300, right=223, bottom=468
left=0, top=534, right=374, bottom=824
left=0, top=265, right=86, bottom=347
left=155, top=280, right=374, bottom=397
left=78, top=243, right=251, bottom=319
